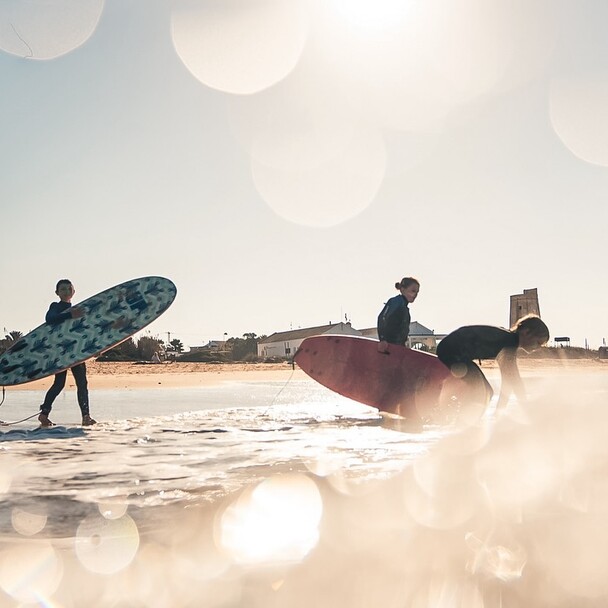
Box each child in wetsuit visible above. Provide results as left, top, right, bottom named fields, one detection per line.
left=377, top=277, right=420, bottom=350
left=38, top=279, right=97, bottom=427
left=436, top=314, right=549, bottom=407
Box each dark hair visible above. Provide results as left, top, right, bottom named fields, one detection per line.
left=395, top=277, right=420, bottom=290
left=512, top=314, right=549, bottom=342
left=55, top=279, right=72, bottom=290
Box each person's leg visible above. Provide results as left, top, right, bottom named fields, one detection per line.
left=437, top=354, right=493, bottom=425
left=71, top=364, right=96, bottom=425
left=437, top=343, right=493, bottom=405
left=463, top=361, right=493, bottom=405
left=39, top=370, right=67, bottom=426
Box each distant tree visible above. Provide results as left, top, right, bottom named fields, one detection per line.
left=230, top=333, right=260, bottom=361
left=5, top=330, right=23, bottom=343
left=169, top=338, right=184, bottom=354
left=137, top=335, right=165, bottom=361
left=0, top=330, right=24, bottom=355
left=97, top=337, right=138, bottom=361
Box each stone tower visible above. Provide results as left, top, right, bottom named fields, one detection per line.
left=510, top=288, right=540, bottom=328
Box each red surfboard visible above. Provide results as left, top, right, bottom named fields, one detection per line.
left=294, top=335, right=463, bottom=418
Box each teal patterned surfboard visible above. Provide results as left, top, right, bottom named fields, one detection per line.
left=0, top=276, right=177, bottom=386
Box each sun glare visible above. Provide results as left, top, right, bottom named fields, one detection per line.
left=550, top=71, right=608, bottom=167
left=171, top=0, right=309, bottom=95
left=0, top=0, right=104, bottom=60
left=0, top=542, right=62, bottom=603
left=11, top=507, right=47, bottom=536
left=217, top=474, right=323, bottom=565
left=328, top=0, right=411, bottom=33
left=75, top=513, right=140, bottom=575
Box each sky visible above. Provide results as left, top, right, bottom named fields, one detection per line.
left=1, top=0, right=607, bottom=350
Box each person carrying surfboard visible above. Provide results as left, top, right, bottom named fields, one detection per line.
left=377, top=277, right=420, bottom=351
left=436, top=314, right=550, bottom=408
left=38, top=279, right=97, bottom=428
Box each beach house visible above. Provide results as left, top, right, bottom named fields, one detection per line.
left=257, top=322, right=361, bottom=359
left=257, top=320, right=445, bottom=359
left=350, top=321, right=444, bottom=350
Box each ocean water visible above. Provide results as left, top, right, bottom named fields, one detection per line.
left=1, top=369, right=607, bottom=607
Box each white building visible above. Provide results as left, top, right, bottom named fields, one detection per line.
left=188, top=340, right=230, bottom=353
left=257, top=322, right=361, bottom=359
left=359, top=321, right=445, bottom=350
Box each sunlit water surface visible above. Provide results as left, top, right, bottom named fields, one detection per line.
left=0, top=380, right=444, bottom=536
left=0, top=370, right=607, bottom=607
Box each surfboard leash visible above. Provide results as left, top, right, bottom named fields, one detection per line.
left=0, top=386, right=40, bottom=426
left=0, top=412, right=39, bottom=426
left=262, top=366, right=296, bottom=415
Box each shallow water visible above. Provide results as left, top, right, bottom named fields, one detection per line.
left=1, top=371, right=608, bottom=607
left=0, top=380, right=446, bottom=536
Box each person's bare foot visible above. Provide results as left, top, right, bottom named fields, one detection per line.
left=82, top=415, right=97, bottom=426
left=38, top=413, right=55, bottom=428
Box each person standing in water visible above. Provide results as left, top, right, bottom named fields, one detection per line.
left=38, top=279, right=97, bottom=428
left=377, top=277, right=420, bottom=351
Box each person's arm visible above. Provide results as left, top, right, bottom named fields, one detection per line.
left=45, top=303, right=84, bottom=325
left=496, top=347, right=525, bottom=407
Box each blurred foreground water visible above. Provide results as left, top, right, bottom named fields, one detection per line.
left=0, top=368, right=607, bottom=607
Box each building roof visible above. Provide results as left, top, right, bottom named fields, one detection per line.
left=359, top=321, right=436, bottom=336
left=409, top=321, right=434, bottom=335
left=259, top=322, right=354, bottom=344
left=260, top=321, right=444, bottom=346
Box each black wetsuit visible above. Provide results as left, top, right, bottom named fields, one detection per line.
left=436, top=325, right=520, bottom=404
left=40, top=301, right=90, bottom=418
left=377, top=294, right=411, bottom=346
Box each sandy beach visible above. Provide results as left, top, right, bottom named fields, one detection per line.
left=9, top=357, right=606, bottom=392
left=8, top=360, right=304, bottom=391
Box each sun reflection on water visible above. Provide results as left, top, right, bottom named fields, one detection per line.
left=75, top=513, right=140, bottom=575
left=216, top=473, right=323, bottom=565
left=0, top=541, right=62, bottom=603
